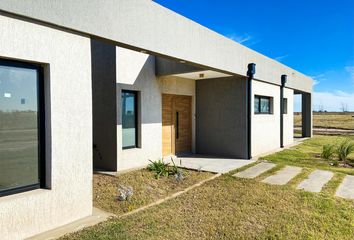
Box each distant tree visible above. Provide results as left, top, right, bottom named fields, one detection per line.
left=340, top=102, right=348, bottom=112
left=318, top=103, right=325, bottom=112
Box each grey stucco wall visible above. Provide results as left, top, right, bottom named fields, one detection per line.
left=91, top=39, right=117, bottom=171
left=196, top=76, right=248, bottom=158
left=0, top=15, right=92, bottom=240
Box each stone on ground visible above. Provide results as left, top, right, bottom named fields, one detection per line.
left=336, top=175, right=354, bottom=200
left=262, top=166, right=302, bottom=185
left=297, top=170, right=333, bottom=193
left=234, top=162, right=276, bottom=179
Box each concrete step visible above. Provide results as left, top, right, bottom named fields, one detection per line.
left=234, top=162, right=276, bottom=179
left=262, top=166, right=302, bottom=185
left=336, top=175, right=354, bottom=200
left=297, top=170, right=333, bottom=193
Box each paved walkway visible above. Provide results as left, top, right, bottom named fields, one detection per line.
left=262, top=166, right=302, bottom=185
left=27, top=208, right=114, bottom=240
left=234, top=162, right=276, bottom=179
left=297, top=170, right=333, bottom=193
left=234, top=162, right=354, bottom=200
left=336, top=175, right=354, bottom=199
left=164, top=155, right=256, bottom=174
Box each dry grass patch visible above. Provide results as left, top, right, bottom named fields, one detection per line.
left=63, top=175, right=354, bottom=240
left=94, top=169, right=214, bottom=215
left=295, top=113, right=354, bottom=130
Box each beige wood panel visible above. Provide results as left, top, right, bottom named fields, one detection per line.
left=162, top=94, right=192, bottom=156
left=162, top=94, right=174, bottom=156
left=174, top=95, right=192, bottom=154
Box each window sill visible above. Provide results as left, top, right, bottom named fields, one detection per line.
left=0, top=187, right=50, bottom=202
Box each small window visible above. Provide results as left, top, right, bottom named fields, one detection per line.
left=121, top=90, right=138, bottom=149
left=283, top=98, right=288, bottom=114
left=254, top=95, right=273, bottom=114
left=0, top=59, right=45, bottom=197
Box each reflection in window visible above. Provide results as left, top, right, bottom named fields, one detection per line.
left=121, top=90, right=137, bottom=149
left=283, top=98, right=288, bottom=114
left=254, top=95, right=273, bottom=114
left=0, top=59, right=44, bottom=196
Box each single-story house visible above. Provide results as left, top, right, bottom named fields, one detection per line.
left=0, top=1, right=312, bottom=239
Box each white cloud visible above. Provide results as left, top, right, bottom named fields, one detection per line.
left=225, top=33, right=260, bottom=46
left=309, top=73, right=327, bottom=86
left=314, top=91, right=353, bottom=112
left=294, top=91, right=354, bottom=112
left=313, top=80, right=320, bottom=86
left=226, top=33, right=252, bottom=44
left=274, top=55, right=289, bottom=62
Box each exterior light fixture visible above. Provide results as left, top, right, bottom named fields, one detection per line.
left=180, top=60, right=186, bottom=63
left=199, top=73, right=205, bottom=78
left=281, top=74, right=287, bottom=86
left=140, top=50, right=147, bottom=53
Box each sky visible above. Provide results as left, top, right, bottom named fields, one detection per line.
left=154, top=0, right=354, bottom=112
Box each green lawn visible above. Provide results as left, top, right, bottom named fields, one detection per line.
left=61, top=135, right=354, bottom=240
left=261, top=135, right=354, bottom=175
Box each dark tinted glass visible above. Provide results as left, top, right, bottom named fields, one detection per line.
left=283, top=98, right=288, bottom=114
left=260, top=98, right=270, bottom=113
left=0, top=63, right=40, bottom=192
left=254, top=97, right=260, bottom=113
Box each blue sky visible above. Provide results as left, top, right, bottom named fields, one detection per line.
left=154, top=0, right=354, bottom=111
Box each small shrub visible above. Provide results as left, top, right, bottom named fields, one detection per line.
left=321, top=144, right=335, bottom=160
left=336, top=139, right=354, bottom=164
left=148, top=158, right=185, bottom=180
left=148, top=159, right=170, bottom=179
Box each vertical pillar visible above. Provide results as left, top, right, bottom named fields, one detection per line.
left=280, top=75, right=287, bottom=148
left=302, top=93, right=312, bottom=137
left=247, top=63, right=256, bottom=159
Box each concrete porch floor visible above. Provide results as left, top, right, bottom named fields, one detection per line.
left=164, top=155, right=256, bottom=174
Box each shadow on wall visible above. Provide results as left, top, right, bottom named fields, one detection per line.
left=92, top=40, right=162, bottom=171
left=116, top=49, right=162, bottom=125
left=91, top=39, right=117, bottom=171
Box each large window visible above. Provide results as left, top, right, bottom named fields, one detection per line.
left=254, top=95, right=273, bottom=114
left=0, top=59, right=45, bottom=197
left=121, top=90, right=138, bottom=149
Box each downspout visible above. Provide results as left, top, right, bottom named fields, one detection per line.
left=280, top=75, right=287, bottom=148
left=247, top=63, right=256, bottom=159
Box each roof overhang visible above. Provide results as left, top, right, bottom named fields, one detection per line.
left=0, top=0, right=313, bottom=93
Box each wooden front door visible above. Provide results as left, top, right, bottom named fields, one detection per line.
left=162, top=94, right=192, bottom=156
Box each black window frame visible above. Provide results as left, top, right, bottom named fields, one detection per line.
left=0, top=58, right=46, bottom=198
left=121, top=90, right=138, bottom=149
left=254, top=95, right=273, bottom=114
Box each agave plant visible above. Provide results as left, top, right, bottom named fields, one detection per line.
left=147, top=159, right=170, bottom=179
left=321, top=144, right=335, bottom=160
left=336, top=139, right=354, bottom=165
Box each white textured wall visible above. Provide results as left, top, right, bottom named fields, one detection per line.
left=116, top=47, right=162, bottom=171
left=116, top=48, right=196, bottom=171
left=0, top=16, right=92, bottom=240
left=252, top=81, right=281, bottom=156
left=283, top=88, right=294, bottom=146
